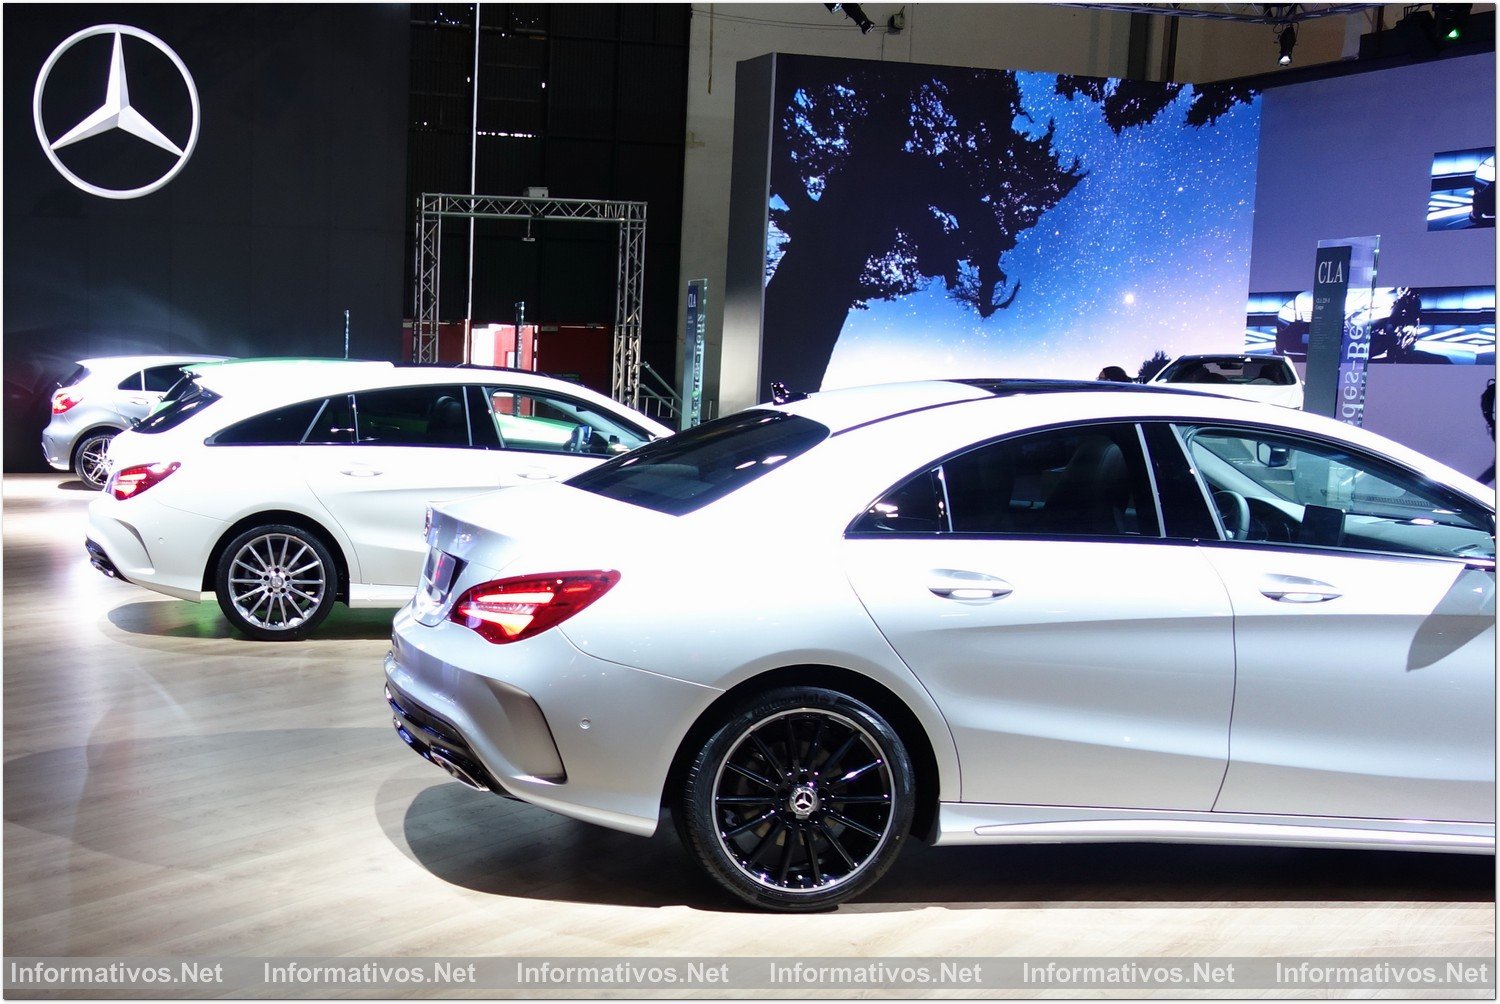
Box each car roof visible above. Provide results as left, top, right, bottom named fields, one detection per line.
left=180, top=360, right=673, bottom=435
left=1165, top=354, right=1291, bottom=364
left=77, top=354, right=228, bottom=370
left=770, top=378, right=1206, bottom=433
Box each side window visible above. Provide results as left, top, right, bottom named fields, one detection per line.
left=303, top=395, right=354, bottom=445
left=117, top=370, right=146, bottom=391
left=851, top=424, right=1160, bottom=538
left=353, top=385, right=470, bottom=446
left=142, top=364, right=186, bottom=392
left=213, top=399, right=329, bottom=446
left=482, top=387, right=650, bottom=456
left=1179, top=425, right=1494, bottom=561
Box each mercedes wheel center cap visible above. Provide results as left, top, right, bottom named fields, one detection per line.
left=33, top=23, right=200, bottom=200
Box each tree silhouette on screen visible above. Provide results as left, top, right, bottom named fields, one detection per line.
left=763, top=64, right=1253, bottom=393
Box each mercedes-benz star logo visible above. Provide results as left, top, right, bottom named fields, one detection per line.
left=33, top=24, right=200, bottom=200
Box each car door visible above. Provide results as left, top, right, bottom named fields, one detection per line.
left=1173, top=423, right=1496, bottom=823
left=301, top=384, right=527, bottom=587
left=112, top=368, right=157, bottom=422
left=843, top=422, right=1237, bottom=810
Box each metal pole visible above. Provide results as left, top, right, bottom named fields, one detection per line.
left=515, top=300, right=525, bottom=368
left=343, top=309, right=350, bottom=358
left=464, top=2, right=482, bottom=364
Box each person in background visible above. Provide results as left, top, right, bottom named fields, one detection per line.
left=1097, top=365, right=1132, bottom=382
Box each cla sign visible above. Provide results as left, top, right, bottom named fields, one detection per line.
left=33, top=24, right=200, bottom=200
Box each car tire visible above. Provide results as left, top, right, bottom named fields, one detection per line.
left=678, top=687, right=915, bottom=912
left=73, top=430, right=116, bottom=490
left=214, top=524, right=338, bottom=641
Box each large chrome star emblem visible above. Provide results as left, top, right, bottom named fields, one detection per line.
left=32, top=24, right=200, bottom=200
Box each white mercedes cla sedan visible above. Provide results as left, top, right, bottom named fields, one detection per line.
left=385, top=378, right=1495, bottom=911
left=87, top=360, right=671, bottom=640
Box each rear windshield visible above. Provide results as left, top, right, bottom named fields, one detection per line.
left=135, top=383, right=220, bottom=434
left=59, top=365, right=89, bottom=389
left=1159, top=357, right=1294, bottom=386
left=567, top=410, right=829, bottom=515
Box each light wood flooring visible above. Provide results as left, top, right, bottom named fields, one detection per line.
left=3, top=473, right=1493, bottom=998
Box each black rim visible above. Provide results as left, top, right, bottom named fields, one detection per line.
left=711, top=708, right=895, bottom=894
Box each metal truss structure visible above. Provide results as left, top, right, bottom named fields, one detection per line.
left=413, top=193, right=649, bottom=408
left=1051, top=3, right=1381, bottom=24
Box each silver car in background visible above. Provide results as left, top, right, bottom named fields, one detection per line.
left=386, top=379, right=1494, bottom=911
left=42, top=354, right=227, bottom=488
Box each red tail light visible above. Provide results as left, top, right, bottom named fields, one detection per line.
left=109, top=461, right=180, bottom=500
left=450, top=570, right=620, bottom=644
left=51, top=390, right=82, bottom=414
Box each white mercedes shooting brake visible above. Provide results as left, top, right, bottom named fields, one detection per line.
left=87, top=360, right=671, bottom=640
left=385, top=378, right=1495, bottom=911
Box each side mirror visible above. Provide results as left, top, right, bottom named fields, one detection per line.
left=1257, top=443, right=1290, bottom=468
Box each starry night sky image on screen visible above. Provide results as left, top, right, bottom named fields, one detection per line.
left=760, top=59, right=1261, bottom=391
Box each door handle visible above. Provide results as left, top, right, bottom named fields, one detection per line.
left=518, top=470, right=558, bottom=480
left=1260, top=574, right=1341, bottom=603
left=927, top=569, right=1013, bottom=600
left=340, top=468, right=382, bottom=477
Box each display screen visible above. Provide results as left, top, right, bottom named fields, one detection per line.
left=1428, top=148, right=1496, bottom=231
left=760, top=57, right=1262, bottom=391
left=1246, top=285, right=1496, bottom=365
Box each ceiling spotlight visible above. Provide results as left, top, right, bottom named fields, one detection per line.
left=522, top=217, right=536, bottom=244
left=826, top=1, right=874, bottom=33
left=1277, top=22, right=1297, bottom=65
left=1434, top=3, right=1472, bottom=43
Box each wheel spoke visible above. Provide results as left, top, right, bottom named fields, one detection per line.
left=816, top=819, right=858, bottom=870
left=802, top=826, right=823, bottom=886
left=823, top=808, right=882, bottom=840
left=826, top=759, right=883, bottom=789
left=820, top=733, right=859, bottom=774
left=805, top=717, right=827, bottom=769
left=725, top=762, right=777, bottom=790
left=775, top=828, right=796, bottom=885
left=715, top=795, right=775, bottom=805
left=722, top=809, right=776, bottom=840
left=747, top=821, right=786, bottom=864
left=785, top=717, right=801, bottom=772
left=826, top=793, right=889, bottom=805
left=748, top=733, right=787, bottom=779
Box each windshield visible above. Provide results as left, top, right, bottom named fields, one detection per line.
left=567, top=410, right=829, bottom=515
left=1159, top=357, right=1293, bottom=386
left=135, top=382, right=220, bottom=433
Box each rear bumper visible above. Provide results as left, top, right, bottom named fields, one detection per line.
left=385, top=605, right=720, bottom=837
left=41, top=429, right=71, bottom=471
left=86, top=494, right=222, bottom=601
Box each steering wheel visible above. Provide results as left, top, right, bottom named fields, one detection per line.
left=565, top=424, right=593, bottom=454
left=1212, top=490, right=1251, bottom=541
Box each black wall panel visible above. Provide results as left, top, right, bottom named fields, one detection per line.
left=4, top=4, right=411, bottom=471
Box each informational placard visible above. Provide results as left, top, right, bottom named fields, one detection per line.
left=684, top=279, right=708, bottom=428
left=1305, top=237, right=1379, bottom=425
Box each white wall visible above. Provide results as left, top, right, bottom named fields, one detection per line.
left=677, top=3, right=1139, bottom=417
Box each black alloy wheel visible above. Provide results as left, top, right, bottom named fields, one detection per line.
left=214, top=524, right=338, bottom=641
left=679, top=687, right=915, bottom=911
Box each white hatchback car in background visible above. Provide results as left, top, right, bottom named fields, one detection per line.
left=1150, top=353, right=1304, bottom=409
left=87, top=360, right=671, bottom=640
left=42, top=354, right=228, bottom=488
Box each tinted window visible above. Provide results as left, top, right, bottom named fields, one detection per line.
left=116, top=370, right=145, bottom=391
left=851, top=470, right=945, bottom=533
left=354, top=386, right=469, bottom=446
left=483, top=386, right=650, bottom=456
left=851, top=424, right=1160, bottom=538
left=1159, top=357, right=1293, bottom=386
left=134, top=387, right=220, bottom=434
left=1181, top=425, right=1493, bottom=560
left=569, top=411, right=828, bottom=516
left=59, top=365, right=89, bottom=389
left=303, top=395, right=354, bottom=444
left=214, top=400, right=328, bottom=446
left=142, top=364, right=187, bottom=392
